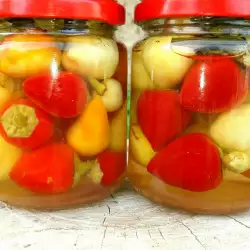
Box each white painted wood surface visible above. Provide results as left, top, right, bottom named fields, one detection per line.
left=2, top=1, right=250, bottom=249
left=2, top=182, right=250, bottom=250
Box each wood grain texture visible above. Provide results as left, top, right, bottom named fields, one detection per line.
left=2, top=1, right=250, bottom=249
left=2, top=183, right=250, bottom=250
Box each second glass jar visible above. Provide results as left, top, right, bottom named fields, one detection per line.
left=128, top=17, right=250, bottom=213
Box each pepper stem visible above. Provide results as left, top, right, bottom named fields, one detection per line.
left=223, top=151, right=250, bottom=174
left=74, top=154, right=95, bottom=176
left=87, top=163, right=103, bottom=185
left=73, top=155, right=97, bottom=187
left=1, top=104, right=38, bottom=138
left=242, top=53, right=250, bottom=66
left=88, top=77, right=106, bottom=95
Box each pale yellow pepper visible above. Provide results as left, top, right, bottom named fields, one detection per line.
left=0, top=34, right=61, bottom=79
left=109, top=101, right=127, bottom=152
left=0, top=73, right=25, bottom=111
left=0, top=134, right=22, bottom=181
left=130, top=125, right=156, bottom=166
left=0, top=86, right=12, bottom=111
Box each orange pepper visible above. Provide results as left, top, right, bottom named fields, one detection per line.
left=66, top=96, right=110, bottom=156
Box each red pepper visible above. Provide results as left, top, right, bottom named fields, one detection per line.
left=147, top=133, right=222, bottom=192
left=242, top=169, right=250, bottom=179
left=180, top=58, right=248, bottom=113
left=99, top=151, right=126, bottom=185
left=23, top=72, right=87, bottom=118
left=0, top=99, right=54, bottom=149
left=137, top=90, right=191, bottom=151
left=113, top=42, right=128, bottom=96
left=10, top=143, right=74, bottom=194
left=88, top=150, right=126, bottom=186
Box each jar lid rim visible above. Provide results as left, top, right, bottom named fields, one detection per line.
left=0, top=0, right=125, bottom=25
left=135, top=0, right=250, bottom=22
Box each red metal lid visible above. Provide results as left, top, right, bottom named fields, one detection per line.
left=135, top=0, right=250, bottom=22
left=0, top=0, right=125, bottom=25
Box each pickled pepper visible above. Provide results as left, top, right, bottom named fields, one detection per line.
left=23, top=72, right=88, bottom=118
left=0, top=99, right=54, bottom=149
left=180, top=58, right=248, bottom=113
left=10, top=143, right=75, bottom=194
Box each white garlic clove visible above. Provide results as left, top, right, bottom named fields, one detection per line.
left=142, top=36, right=193, bottom=90
left=94, top=78, right=123, bottom=112
left=62, top=35, right=119, bottom=80
left=210, top=104, right=250, bottom=152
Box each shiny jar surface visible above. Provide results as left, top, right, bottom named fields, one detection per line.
left=128, top=17, right=250, bottom=214
left=0, top=19, right=127, bottom=209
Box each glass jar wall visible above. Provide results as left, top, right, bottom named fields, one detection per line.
left=128, top=17, right=250, bottom=214
left=0, top=16, right=127, bottom=209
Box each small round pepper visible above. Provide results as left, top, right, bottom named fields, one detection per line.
left=87, top=150, right=126, bottom=186
left=10, top=143, right=74, bottom=194
left=180, top=58, right=248, bottom=113
left=147, top=133, right=222, bottom=192
left=0, top=99, right=54, bottom=150
left=23, top=72, right=87, bottom=118
left=137, top=90, right=191, bottom=151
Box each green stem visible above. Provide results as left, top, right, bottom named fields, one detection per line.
left=1, top=104, right=38, bottom=138
left=223, top=151, right=250, bottom=174
left=87, top=163, right=103, bottom=185
left=74, top=155, right=95, bottom=176
left=88, top=77, right=106, bottom=95
left=73, top=155, right=97, bottom=187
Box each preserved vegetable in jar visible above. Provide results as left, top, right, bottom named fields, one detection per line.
left=0, top=0, right=127, bottom=209
left=128, top=0, right=250, bottom=214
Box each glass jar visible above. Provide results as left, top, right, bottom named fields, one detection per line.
left=0, top=0, right=127, bottom=209
left=128, top=0, right=250, bottom=213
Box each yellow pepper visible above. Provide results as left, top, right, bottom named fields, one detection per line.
left=0, top=134, right=22, bottom=181
left=0, top=86, right=12, bottom=112
left=67, top=96, right=110, bottom=156
left=0, top=34, right=61, bottom=79
left=0, top=72, right=25, bottom=112
left=109, top=101, right=127, bottom=152
left=130, top=125, right=156, bottom=166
